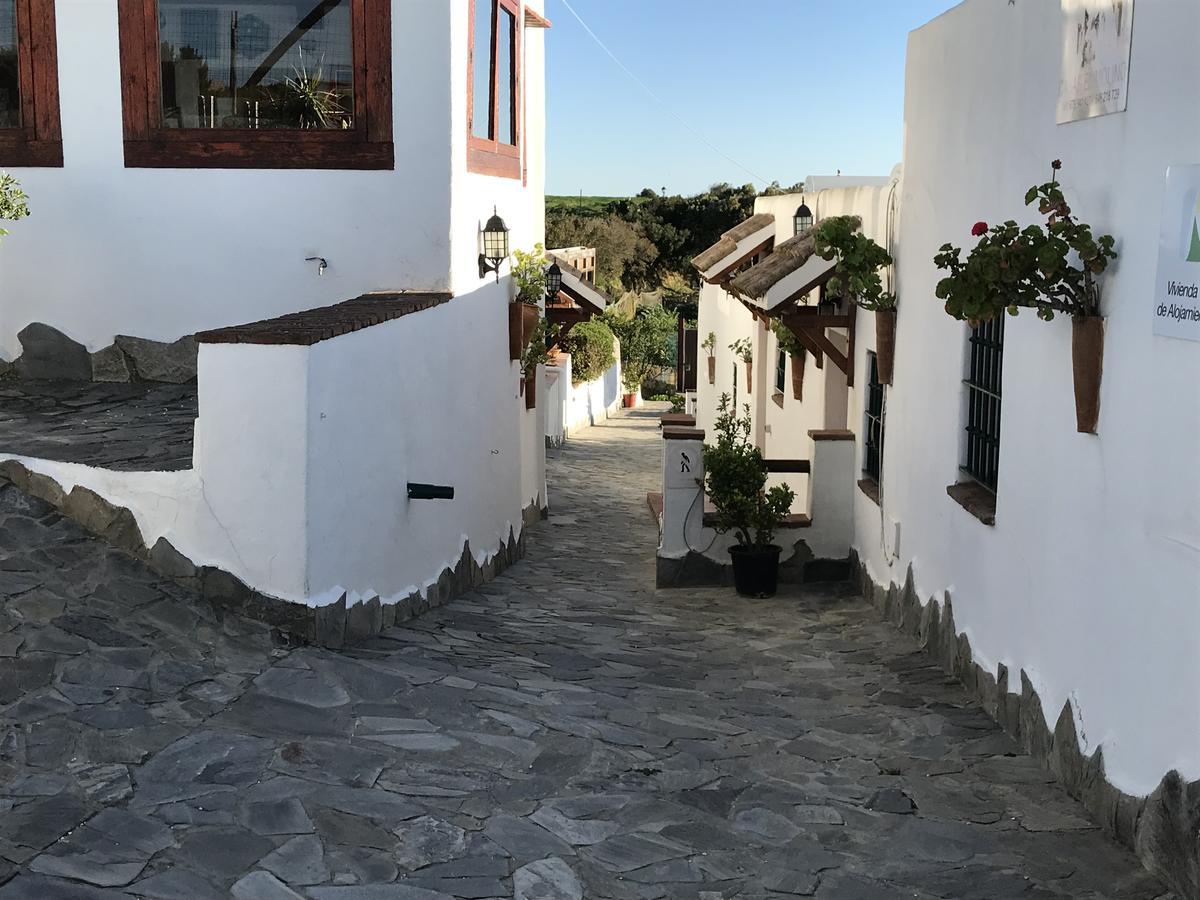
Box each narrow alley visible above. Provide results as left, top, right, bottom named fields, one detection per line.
left=0, top=409, right=1170, bottom=899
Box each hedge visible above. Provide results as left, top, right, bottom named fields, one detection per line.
left=563, top=319, right=616, bottom=385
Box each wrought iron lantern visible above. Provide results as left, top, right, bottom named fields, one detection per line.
left=793, top=201, right=814, bottom=236
left=544, top=261, right=563, bottom=300
left=478, top=208, right=510, bottom=280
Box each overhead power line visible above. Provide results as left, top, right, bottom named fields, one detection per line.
left=556, top=0, right=769, bottom=186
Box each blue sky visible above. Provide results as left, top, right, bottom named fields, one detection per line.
left=545, top=0, right=960, bottom=197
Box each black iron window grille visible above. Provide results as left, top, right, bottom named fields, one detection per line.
left=775, top=349, right=787, bottom=395
left=963, top=316, right=1004, bottom=492
left=863, top=351, right=885, bottom=483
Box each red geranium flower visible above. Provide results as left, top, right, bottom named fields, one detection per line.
left=971, top=221, right=988, bottom=237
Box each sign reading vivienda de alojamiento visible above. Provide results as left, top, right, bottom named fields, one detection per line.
left=1057, top=0, right=1134, bottom=124
left=1154, top=166, right=1200, bottom=342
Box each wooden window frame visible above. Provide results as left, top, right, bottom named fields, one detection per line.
left=863, top=350, right=885, bottom=484
left=0, top=0, right=63, bottom=167
left=467, top=0, right=522, bottom=179
left=117, top=0, right=393, bottom=170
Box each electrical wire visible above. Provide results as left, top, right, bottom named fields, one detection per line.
left=556, top=0, right=769, bottom=186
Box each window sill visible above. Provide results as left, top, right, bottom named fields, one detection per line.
left=858, top=477, right=880, bottom=506
left=468, top=144, right=522, bottom=179
left=0, top=139, right=63, bottom=168
left=771, top=391, right=784, bottom=409
left=123, top=139, right=395, bottom=171
left=947, top=481, right=996, bottom=526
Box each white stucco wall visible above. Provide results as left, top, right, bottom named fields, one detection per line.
left=0, top=0, right=465, bottom=356
left=0, top=0, right=552, bottom=615
left=851, top=0, right=1200, bottom=795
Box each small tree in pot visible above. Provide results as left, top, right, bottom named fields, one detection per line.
left=812, top=215, right=896, bottom=384
left=729, top=337, right=753, bottom=393
left=934, top=160, right=1117, bottom=432
left=703, top=395, right=795, bottom=598
left=771, top=320, right=806, bottom=400
left=508, top=244, right=547, bottom=360
left=702, top=331, right=717, bottom=383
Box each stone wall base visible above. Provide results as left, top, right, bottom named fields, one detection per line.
left=0, top=458, right=537, bottom=649
left=850, top=552, right=1197, bottom=898
left=656, top=539, right=850, bottom=589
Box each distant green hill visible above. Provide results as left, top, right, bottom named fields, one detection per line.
left=547, top=195, right=635, bottom=216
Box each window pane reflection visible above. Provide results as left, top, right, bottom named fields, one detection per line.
left=497, top=6, right=515, bottom=145
left=0, top=0, right=19, bottom=128
left=159, top=0, right=354, bottom=130
left=471, top=0, right=492, bottom=139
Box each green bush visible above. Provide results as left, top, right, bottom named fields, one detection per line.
left=0, top=173, right=29, bottom=241
left=563, top=319, right=616, bottom=385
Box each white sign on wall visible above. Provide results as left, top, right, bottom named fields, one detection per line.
left=1153, top=166, right=1200, bottom=342
left=1057, top=0, right=1134, bottom=124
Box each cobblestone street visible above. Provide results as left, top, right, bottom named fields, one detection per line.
left=0, top=408, right=1171, bottom=898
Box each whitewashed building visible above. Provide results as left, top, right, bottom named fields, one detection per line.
left=673, top=0, right=1199, bottom=891
left=0, top=0, right=554, bottom=645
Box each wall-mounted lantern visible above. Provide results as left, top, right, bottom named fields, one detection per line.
left=793, top=201, right=813, bottom=236
left=544, top=261, right=563, bottom=300
left=478, top=208, right=511, bottom=281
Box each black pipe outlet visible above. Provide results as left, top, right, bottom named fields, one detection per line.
left=407, top=483, right=455, bottom=501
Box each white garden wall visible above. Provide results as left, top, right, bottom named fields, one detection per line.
left=851, top=0, right=1200, bottom=796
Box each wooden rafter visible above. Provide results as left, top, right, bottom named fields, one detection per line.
left=776, top=305, right=856, bottom=387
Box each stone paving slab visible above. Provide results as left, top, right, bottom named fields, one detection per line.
left=0, top=382, right=196, bottom=471
left=0, top=408, right=1174, bottom=898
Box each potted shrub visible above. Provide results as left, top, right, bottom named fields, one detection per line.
left=730, top=338, right=753, bottom=392
left=702, top=331, right=717, bottom=384
left=703, top=395, right=795, bottom=598
left=771, top=320, right=806, bottom=400
left=509, top=244, right=547, bottom=361
left=520, top=317, right=558, bottom=410
left=0, top=173, right=30, bottom=242
left=935, top=161, right=1117, bottom=433
left=813, top=215, right=896, bottom=384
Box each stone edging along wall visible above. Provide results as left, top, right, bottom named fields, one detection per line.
left=1, top=323, right=199, bottom=384
left=850, top=553, right=1198, bottom=898
left=0, top=458, right=541, bottom=650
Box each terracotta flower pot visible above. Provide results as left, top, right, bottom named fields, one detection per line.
left=789, top=353, right=805, bottom=400
left=524, top=373, right=537, bottom=410
left=745, top=362, right=752, bottom=393
left=509, top=303, right=541, bottom=361
left=1072, top=316, right=1104, bottom=434
left=707, top=356, right=716, bottom=384
left=875, top=309, right=896, bottom=385
left=622, top=391, right=638, bottom=408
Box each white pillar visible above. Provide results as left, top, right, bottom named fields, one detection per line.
left=659, top=426, right=706, bottom=559
left=807, top=429, right=856, bottom=558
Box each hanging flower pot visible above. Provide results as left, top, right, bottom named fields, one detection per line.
left=789, top=353, right=805, bottom=400
left=528, top=372, right=542, bottom=410
left=508, top=304, right=523, bottom=361
left=875, top=310, right=896, bottom=385
left=1071, top=316, right=1104, bottom=434
left=707, top=356, right=716, bottom=384
left=745, top=362, right=752, bottom=394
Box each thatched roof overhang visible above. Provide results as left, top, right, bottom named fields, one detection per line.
left=691, top=214, right=776, bottom=284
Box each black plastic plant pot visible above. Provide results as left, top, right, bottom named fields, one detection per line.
left=729, top=544, right=782, bottom=598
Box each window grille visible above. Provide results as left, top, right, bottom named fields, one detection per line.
left=863, top=351, right=885, bottom=482
left=963, top=316, right=1004, bottom=491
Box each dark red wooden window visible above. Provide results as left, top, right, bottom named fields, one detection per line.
left=117, top=0, right=392, bottom=169
left=468, top=0, right=521, bottom=179
left=0, top=0, right=62, bottom=167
